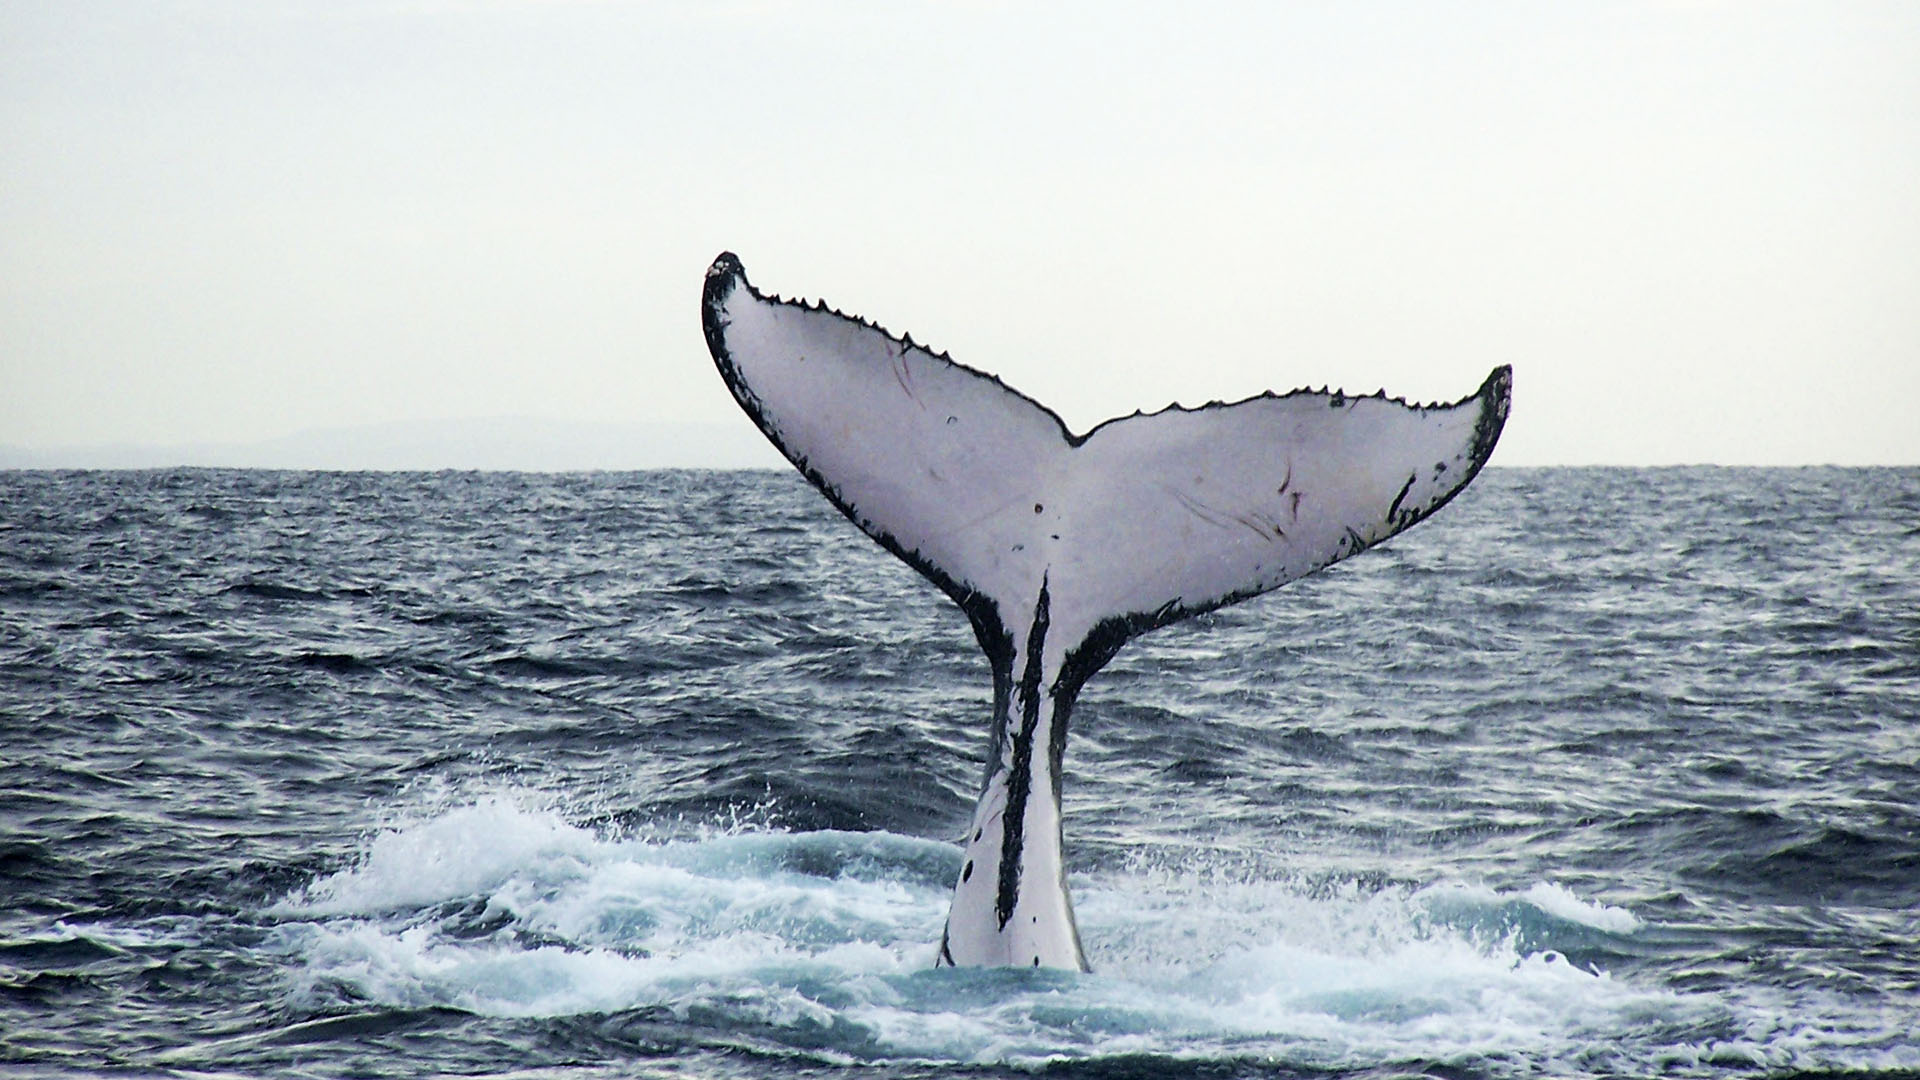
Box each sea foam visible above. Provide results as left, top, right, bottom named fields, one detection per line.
left=268, top=796, right=1777, bottom=1071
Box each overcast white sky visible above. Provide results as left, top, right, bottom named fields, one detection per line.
left=3, top=1, right=1916, bottom=466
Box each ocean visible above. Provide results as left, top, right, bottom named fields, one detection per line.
left=1, top=466, right=1915, bottom=1079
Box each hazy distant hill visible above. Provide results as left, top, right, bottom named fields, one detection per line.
left=0, top=417, right=786, bottom=471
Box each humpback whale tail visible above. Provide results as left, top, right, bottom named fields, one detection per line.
left=701, top=253, right=1510, bottom=971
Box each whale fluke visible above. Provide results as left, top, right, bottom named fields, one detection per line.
left=701, top=252, right=1510, bottom=970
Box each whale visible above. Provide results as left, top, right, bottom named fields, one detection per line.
left=700, top=252, right=1510, bottom=970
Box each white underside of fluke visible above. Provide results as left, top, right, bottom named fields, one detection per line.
left=700, top=252, right=1510, bottom=971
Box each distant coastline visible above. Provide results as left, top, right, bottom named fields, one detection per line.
left=0, top=417, right=787, bottom=472
left=5, top=420, right=1915, bottom=471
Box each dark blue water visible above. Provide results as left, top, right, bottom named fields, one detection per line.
left=1, top=467, right=1916, bottom=1078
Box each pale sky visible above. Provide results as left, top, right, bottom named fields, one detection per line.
left=3, top=1, right=1917, bottom=466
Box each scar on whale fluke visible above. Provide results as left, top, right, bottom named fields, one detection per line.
left=701, top=252, right=1510, bottom=970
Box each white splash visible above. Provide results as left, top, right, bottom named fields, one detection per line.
left=266, top=796, right=1916, bottom=1073
left=1517, top=880, right=1642, bottom=934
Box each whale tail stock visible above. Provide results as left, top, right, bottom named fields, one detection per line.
left=700, top=252, right=1510, bottom=971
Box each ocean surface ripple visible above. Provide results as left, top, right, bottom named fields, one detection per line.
left=1, top=467, right=1916, bottom=1078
